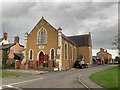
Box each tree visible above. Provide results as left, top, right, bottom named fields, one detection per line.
left=2, top=47, right=10, bottom=69
left=112, top=34, right=120, bottom=64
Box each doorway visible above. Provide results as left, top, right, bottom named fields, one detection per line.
left=39, top=51, right=44, bottom=65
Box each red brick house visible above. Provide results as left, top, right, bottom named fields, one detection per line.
left=96, top=48, right=112, bottom=64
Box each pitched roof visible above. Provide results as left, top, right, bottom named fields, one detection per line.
left=0, top=38, right=3, bottom=42
left=28, top=17, right=58, bottom=36
left=62, top=34, right=77, bottom=46
left=0, top=43, right=14, bottom=50
left=14, top=53, right=23, bottom=60
left=11, top=43, right=24, bottom=47
left=68, top=34, right=91, bottom=47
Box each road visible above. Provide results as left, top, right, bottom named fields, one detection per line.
left=2, top=65, right=117, bottom=89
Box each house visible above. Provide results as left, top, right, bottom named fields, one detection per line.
left=0, top=32, right=9, bottom=67
left=0, top=43, right=13, bottom=67
left=0, top=33, right=24, bottom=69
left=0, top=32, right=9, bottom=45
left=23, top=17, right=92, bottom=70
left=96, top=48, right=112, bottom=64
left=8, top=35, right=24, bottom=69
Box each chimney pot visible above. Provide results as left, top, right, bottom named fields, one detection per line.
left=3, top=32, right=7, bottom=40
left=14, top=35, right=19, bottom=43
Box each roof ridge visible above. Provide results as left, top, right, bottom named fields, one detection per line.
left=67, top=34, right=89, bottom=38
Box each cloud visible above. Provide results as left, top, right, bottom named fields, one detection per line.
left=1, top=2, right=118, bottom=50
left=2, top=2, right=37, bottom=18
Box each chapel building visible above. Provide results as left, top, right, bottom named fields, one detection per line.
left=24, top=17, right=92, bottom=70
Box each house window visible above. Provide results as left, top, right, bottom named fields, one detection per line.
left=70, top=46, right=72, bottom=60
left=38, top=28, right=47, bottom=44
left=64, top=44, right=68, bottom=60
left=29, top=50, right=33, bottom=59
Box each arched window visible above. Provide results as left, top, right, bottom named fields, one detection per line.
left=38, top=28, right=47, bottom=44
left=74, top=47, right=77, bottom=60
left=64, top=44, right=68, bottom=60
left=29, top=50, right=33, bottom=59
left=70, top=46, right=72, bottom=60
left=51, top=49, right=54, bottom=60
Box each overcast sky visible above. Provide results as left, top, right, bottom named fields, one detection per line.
left=0, top=0, right=119, bottom=57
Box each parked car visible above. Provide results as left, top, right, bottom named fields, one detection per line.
left=74, top=60, right=88, bottom=69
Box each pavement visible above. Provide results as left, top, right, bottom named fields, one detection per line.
left=78, top=64, right=118, bottom=89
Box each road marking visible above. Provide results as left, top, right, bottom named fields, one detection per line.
left=78, top=74, right=90, bottom=90
left=5, top=85, right=13, bottom=88
left=3, top=77, right=44, bottom=86
left=3, top=85, right=22, bottom=90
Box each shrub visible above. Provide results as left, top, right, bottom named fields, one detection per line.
left=104, top=58, right=108, bottom=64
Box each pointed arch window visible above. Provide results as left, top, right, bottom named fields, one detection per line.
left=74, top=47, right=77, bottom=60
left=70, top=46, right=72, bottom=60
left=38, top=28, right=47, bottom=44
left=64, top=43, right=68, bottom=60
left=51, top=49, right=54, bottom=60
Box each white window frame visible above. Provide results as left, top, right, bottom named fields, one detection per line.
left=64, top=42, right=68, bottom=60
left=49, top=48, right=55, bottom=60
left=37, top=27, right=47, bottom=44
left=70, top=45, right=73, bottom=60
left=29, top=49, right=34, bottom=60
left=74, top=46, right=77, bottom=60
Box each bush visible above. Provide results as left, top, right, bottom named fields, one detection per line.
left=104, top=58, right=108, bottom=64
left=2, top=61, right=15, bottom=69
left=43, top=61, right=48, bottom=67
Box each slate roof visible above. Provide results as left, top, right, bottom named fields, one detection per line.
left=62, top=34, right=77, bottom=46
left=14, top=53, right=23, bottom=60
left=0, top=38, right=3, bottom=42
left=68, top=34, right=91, bottom=47
left=0, top=43, right=14, bottom=50
left=11, top=43, right=24, bottom=47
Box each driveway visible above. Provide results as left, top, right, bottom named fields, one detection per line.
left=2, top=65, right=117, bottom=89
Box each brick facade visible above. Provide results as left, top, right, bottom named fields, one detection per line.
left=23, top=17, right=92, bottom=70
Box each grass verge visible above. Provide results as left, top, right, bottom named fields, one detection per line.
left=89, top=66, right=119, bottom=90
left=0, top=71, right=22, bottom=77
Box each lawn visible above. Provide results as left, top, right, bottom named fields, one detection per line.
left=0, top=71, right=22, bottom=77
left=89, top=66, right=119, bottom=90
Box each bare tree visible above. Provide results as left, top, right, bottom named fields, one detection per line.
left=112, top=34, right=120, bottom=64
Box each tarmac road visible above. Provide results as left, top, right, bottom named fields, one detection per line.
left=2, top=65, right=117, bottom=89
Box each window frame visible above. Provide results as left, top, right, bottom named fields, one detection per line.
left=29, top=49, right=34, bottom=60
left=70, top=45, right=73, bottom=60
left=64, top=43, right=68, bottom=60
left=37, top=27, right=47, bottom=45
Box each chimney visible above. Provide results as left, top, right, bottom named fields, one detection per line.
left=105, top=50, right=107, bottom=53
left=3, top=32, right=7, bottom=40
left=100, top=48, right=104, bottom=52
left=14, top=35, right=19, bottom=43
